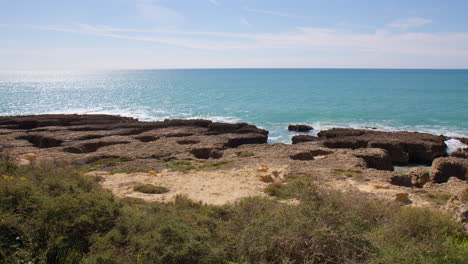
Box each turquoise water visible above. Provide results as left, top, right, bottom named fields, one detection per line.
left=0, top=69, right=467, bottom=143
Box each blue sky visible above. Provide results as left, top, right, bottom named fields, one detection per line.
left=1, top=0, right=468, bottom=70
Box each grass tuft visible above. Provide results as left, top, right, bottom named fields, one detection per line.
left=237, top=151, right=254, bottom=158
left=335, top=169, right=363, bottom=177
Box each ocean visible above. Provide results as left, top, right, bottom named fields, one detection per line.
left=1, top=69, right=467, bottom=146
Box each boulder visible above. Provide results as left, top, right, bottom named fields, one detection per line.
left=288, top=124, right=313, bottom=132
left=431, top=157, right=468, bottom=183
left=390, top=174, right=413, bottom=187
left=352, top=148, right=394, bottom=171
left=409, top=167, right=430, bottom=188
left=395, top=192, right=410, bottom=203
left=291, top=135, right=320, bottom=144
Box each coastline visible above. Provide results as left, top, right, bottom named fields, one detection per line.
left=0, top=114, right=466, bottom=209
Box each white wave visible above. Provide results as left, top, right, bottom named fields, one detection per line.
left=188, top=115, right=242, bottom=123
left=445, top=139, right=467, bottom=154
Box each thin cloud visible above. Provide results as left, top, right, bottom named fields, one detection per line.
left=208, top=0, right=220, bottom=6
left=388, top=17, right=432, bottom=29
left=32, top=23, right=468, bottom=58
left=240, top=17, right=251, bottom=27
left=136, top=0, right=184, bottom=25
left=245, top=7, right=304, bottom=18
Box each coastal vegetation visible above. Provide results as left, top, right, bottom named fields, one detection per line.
left=166, top=160, right=230, bottom=171
left=134, top=184, right=170, bottom=194
left=1, top=159, right=466, bottom=264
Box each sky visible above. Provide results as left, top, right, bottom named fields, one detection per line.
left=1, top=0, right=468, bottom=70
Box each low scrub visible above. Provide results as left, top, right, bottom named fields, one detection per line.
left=134, top=184, right=169, bottom=194
left=167, top=160, right=230, bottom=171
left=335, top=169, right=363, bottom=177
left=0, top=160, right=466, bottom=264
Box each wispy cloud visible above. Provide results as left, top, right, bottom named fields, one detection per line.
left=388, top=17, right=432, bottom=29
left=136, top=0, right=184, bottom=25
left=32, top=23, right=468, bottom=58
left=208, top=0, right=220, bottom=6
left=245, top=7, right=303, bottom=18
left=240, top=17, right=251, bottom=27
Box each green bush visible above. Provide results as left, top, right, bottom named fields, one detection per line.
left=0, top=160, right=466, bottom=264
left=167, top=160, right=230, bottom=171
left=134, top=184, right=169, bottom=194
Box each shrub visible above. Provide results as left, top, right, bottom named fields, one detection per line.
left=0, top=159, right=466, bottom=264
left=134, top=184, right=169, bottom=194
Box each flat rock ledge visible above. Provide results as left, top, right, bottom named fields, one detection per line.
left=0, top=114, right=466, bottom=224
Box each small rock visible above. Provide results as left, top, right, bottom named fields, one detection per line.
left=17, top=153, right=37, bottom=165
left=288, top=124, right=313, bottom=132
left=259, top=174, right=274, bottom=182
left=395, top=192, right=410, bottom=203
left=256, top=164, right=269, bottom=172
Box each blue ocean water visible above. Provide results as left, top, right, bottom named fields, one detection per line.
left=0, top=69, right=467, bottom=143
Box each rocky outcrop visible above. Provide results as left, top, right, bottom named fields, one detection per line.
left=431, top=157, right=468, bottom=183
left=288, top=124, right=313, bottom=132
left=225, top=134, right=268, bottom=148
left=352, top=148, right=393, bottom=171
left=451, top=148, right=468, bottom=159
left=0, top=115, right=269, bottom=164
left=456, top=137, right=468, bottom=145
left=291, top=135, right=319, bottom=144
left=16, top=134, right=63, bottom=148
left=0, top=114, right=137, bottom=129
left=444, top=189, right=468, bottom=230
left=207, top=122, right=268, bottom=135
left=318, top=128, right=447, bottom=165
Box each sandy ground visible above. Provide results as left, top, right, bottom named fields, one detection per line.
left=88, top=164, right=289, bottom=205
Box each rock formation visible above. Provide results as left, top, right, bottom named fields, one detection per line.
left=288, top=124, right=313, bottom=132
left=317, top=128, right=447, bottom=165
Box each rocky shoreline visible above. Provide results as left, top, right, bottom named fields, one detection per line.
left=1, top=114, right=467, bottom=226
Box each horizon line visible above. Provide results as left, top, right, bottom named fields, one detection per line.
left=1, top=67, right=468, bottom=72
